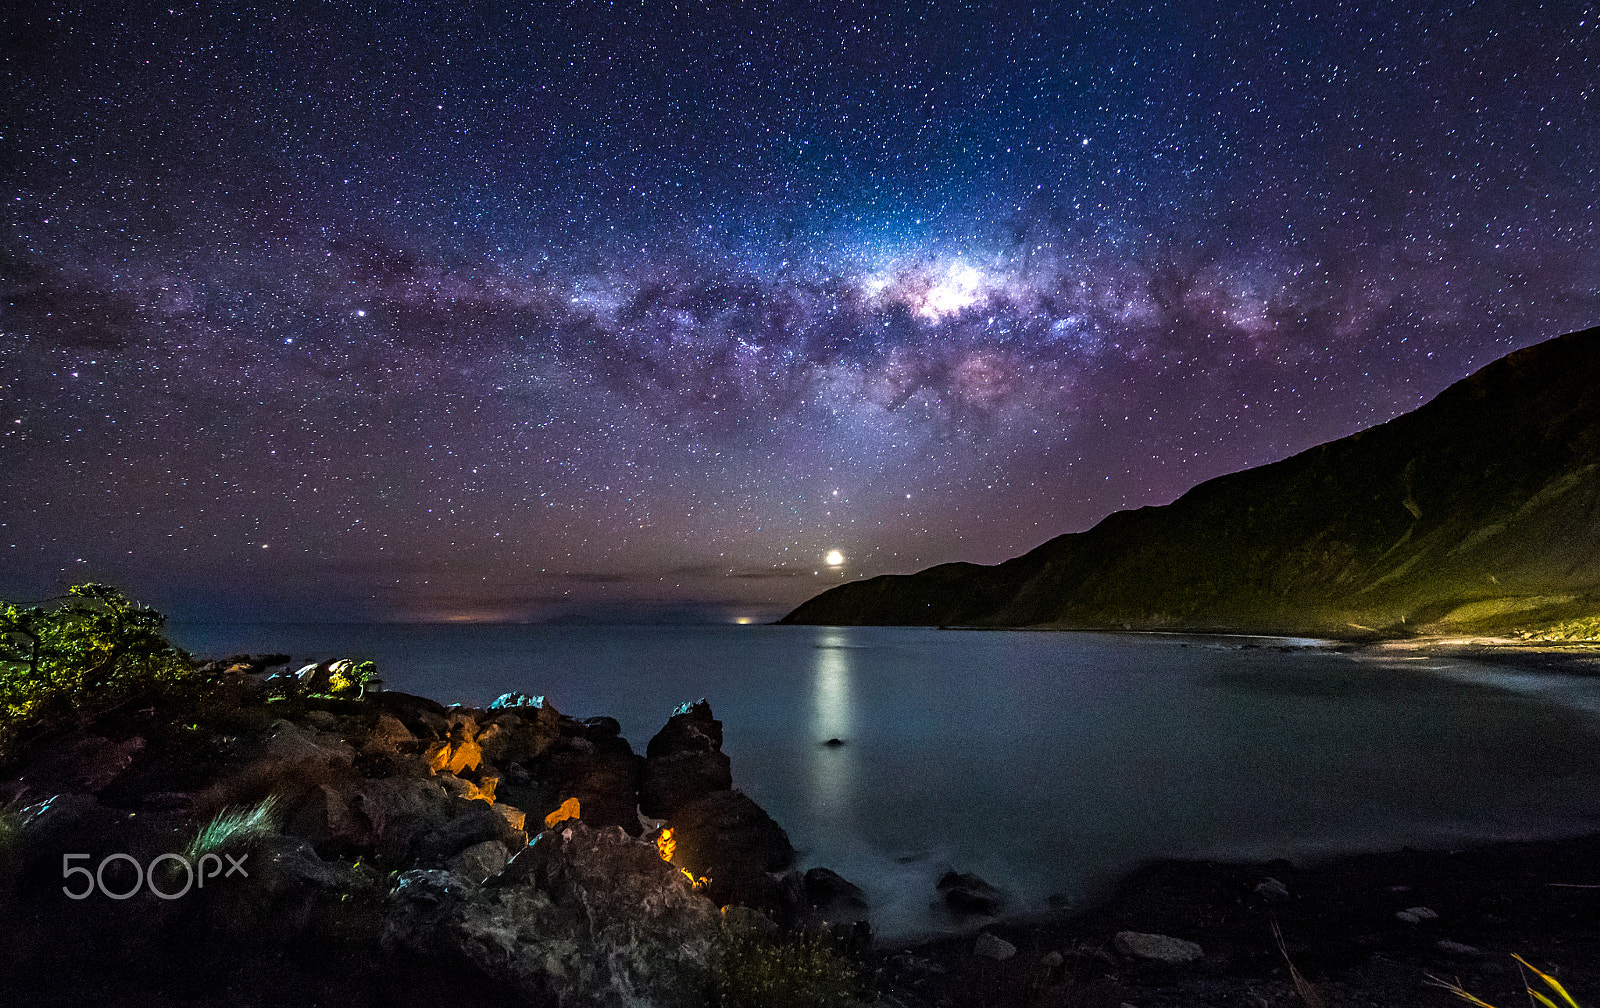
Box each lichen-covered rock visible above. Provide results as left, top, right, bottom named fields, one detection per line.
left=386, top=822, right=721, bottom=1007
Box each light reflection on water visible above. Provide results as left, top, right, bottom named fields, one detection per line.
left=808, top=629, right=856, bottom=824
left=170, top=621, right=1600, bottom=939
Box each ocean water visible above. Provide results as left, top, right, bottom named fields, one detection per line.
left=169, top=621, right=1600, bottom=938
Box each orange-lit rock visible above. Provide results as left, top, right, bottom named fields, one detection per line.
left=544, top=796, right=580, bottom=828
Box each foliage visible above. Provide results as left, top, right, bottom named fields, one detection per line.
left=710, top=924, right=863, bottom=1008
left=1431, top=955, right=1583, bottom=1008
left=186, top=795, right=282, bottom=861
left=0, top=584, right=197, bottom=753
left=328, top=660, right=380, bottom=696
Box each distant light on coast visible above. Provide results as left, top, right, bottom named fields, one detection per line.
left=733, top=617, right=753, bottom=624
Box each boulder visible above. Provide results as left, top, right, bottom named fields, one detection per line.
left=376, top=691, right=452, bottom=740
left=1113, top=931, right=1204, bottom=964
left=974, top=932, right=1017, bottom=960
left=640, top=700, right=733, bottom=819
left=16, top=733, right=146, bottom=797
left=937, top=870, right=1005, bottom=917
left=415, top=801, right=522, bottom=866
left=801, top=866, right=870, bottom=928
left=450, top=839, right=511, bottom=882
left=477, top=708, right=562, bottom=765
left=353, top=777, right=456, bottom=864
left=387, top=822, right=721, bottom=1007
left=668, top=789, right=798, bottom=915
left=524, top=721, right=644, bottom=835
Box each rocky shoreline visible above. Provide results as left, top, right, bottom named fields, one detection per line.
left=2, top=650, right=1597, bottom=1007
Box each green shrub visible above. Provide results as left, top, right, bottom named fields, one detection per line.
left=0, top=583, right=198, bottom=753
left=710, top=924, right=862, bottom=1008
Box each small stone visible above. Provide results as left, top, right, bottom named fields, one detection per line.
left=973, top=932, right=1016, bottom=960
left=1436, top=940, right=1483, bottom=958
left=1396, top=906, right=1438, bottom=923
left=303, top=710, right=337, bottom=729
left=1041, top=950, right=1064, bottom=968
left=1254, top=877, right=1290, bottom=900
left=1113, top=931, right=1204, bottom=963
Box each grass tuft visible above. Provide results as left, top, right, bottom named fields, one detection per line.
left=186, top=795, right=282, bottom=861
left=1429, top=955, right=1583, bottom=1008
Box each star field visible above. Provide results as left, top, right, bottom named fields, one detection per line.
left=3, top=1, right=1597, bottom=622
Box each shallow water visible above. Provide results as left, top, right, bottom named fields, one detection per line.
left=171, top=621, right=1600, bottom=938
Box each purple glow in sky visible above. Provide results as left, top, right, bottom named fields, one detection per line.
left=4, top=1, right=1596, bottom=622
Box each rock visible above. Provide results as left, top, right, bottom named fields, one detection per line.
left=387, top=821, right=722, bottom=1007
left=526, top=720, right=644, bottom=834
left=477, top=708, right=562, bottom=765
left=490, top=691, right=546, bottom=710
left=937, top=870, right=1004, bottom=917
left=493, top=803, right=527, bottom=832
left=1396, top=906, right=1440, bottom=923
left=1254, top=877, right=1290, bottom=900
left=195, top=720, right=356, bottom=823
left=367, top=713, right=416, bottom=748
left=802, top=866, right=869, bottom=928
left=544, top=796, right=581, bottom=828
left=352, top=777, right=455, bottom=864
left=669, top=789, right=798, bottom=916
left=283, top=781, right=369, bottom=851
left=436, top=773, right=493, bottom=803
left=640, top=700, right=734, bottom=819
left=823, top=737, right=846, bottom=747
left=416, top=801, right=521, bottom=865
left=377, top=690, right=452, bottom=740
left=1436, top=940, right=1484, bottom=958
left=1113, top=931, right=1204, bottom=963
left=450, top=839, right=511, bottom=881
left=1041, top=950, right=1064, bottom=968
left=17, top=733, right=146, bottom=796
left=720, top=904, right=779, bottom=934
left=974, top=932, right=1017, bottom=960
left=302, top=710, right=337, bottom=729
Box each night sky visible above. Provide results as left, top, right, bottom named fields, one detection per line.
left=3, top=2, right=1596, bottom=623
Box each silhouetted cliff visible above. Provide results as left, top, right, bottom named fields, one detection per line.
left=782, top=327, right=1600, bottom=637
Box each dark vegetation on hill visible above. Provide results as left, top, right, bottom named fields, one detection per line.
left=783, top=327, right=1600, bottom=638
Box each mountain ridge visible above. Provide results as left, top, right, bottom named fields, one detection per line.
left=780, top=326, right=1600, bottom=637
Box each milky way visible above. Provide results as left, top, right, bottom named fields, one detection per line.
left=3, top=2, right=1597, bottom=622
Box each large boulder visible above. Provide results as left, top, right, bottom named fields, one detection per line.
left=639, top=700, right=733, bottom=820
left=415, top=800, right=525, bottom=866
left=668, top=789, right=798, bottom=916
left=520, top=718, right=644, bottom=835
left=386, top=821, right=721, bottom=1007
left=352, top=776, right=456, bottom=864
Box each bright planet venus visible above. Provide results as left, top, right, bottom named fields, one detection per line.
left=3, top=3, right=1596, bottom=624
